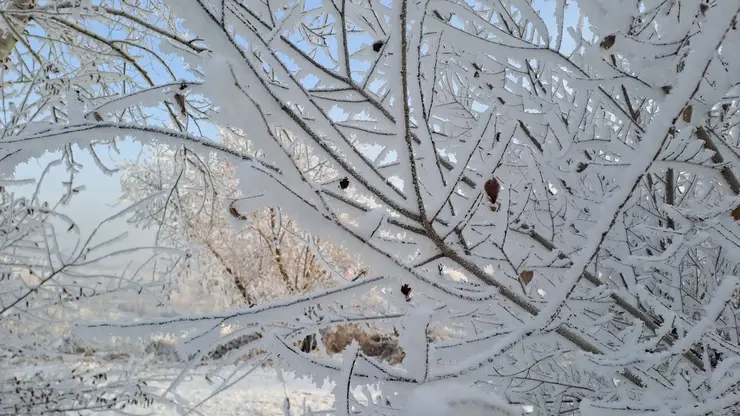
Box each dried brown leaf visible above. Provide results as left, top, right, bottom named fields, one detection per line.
left=520, top=270, right=534, bottom=285
left=731, top=205, right=740, bottom=221
left=229, top=204, right=248, bottom=220
left=484, top=178, right=500, bottom=206
left=682, top=105, right=693, bottom=123
left=174, top=93, right=187, bottom=115
left=600, top=35, right=616, bottom=50
left=661, top=85, right=672, bottom=94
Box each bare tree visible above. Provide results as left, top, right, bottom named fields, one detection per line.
left=0, top=154, right=186, bottom=414
left=119, top=127, right=361, bottom=309
left=1, top=0, right=740, bottom=414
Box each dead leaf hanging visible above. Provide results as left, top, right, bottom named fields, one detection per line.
left=229, top=204, right=248, bottom=221
left=174, top=93, right=187, bottom=115
left=520, top=270, right=534, bottom=285
left=484, top=178, right=500, bottom=206
left=731, top=205, right=740, bottom=221
left=600, top=35, right=616, bottom=50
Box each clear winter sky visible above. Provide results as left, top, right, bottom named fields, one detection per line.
left=6, top=0, right=583, bottom=264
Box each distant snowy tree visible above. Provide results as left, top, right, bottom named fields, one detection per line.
left=0, top=155, right=183, bottom=414
left=118, top=127, right=361, bottom=309
left=1, top=0, right=740, bottom=414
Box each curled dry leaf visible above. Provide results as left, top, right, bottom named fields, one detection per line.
left=484, top=178, right=500, bottom=207
left=520, top=270, right=534, bottom=285
left=600, top=34, right=616, bottom=50
left=576, top=162, right=588, bottom=173
left=174, top=93, right=187, bottom=115
left=682, top=105, right=693, bottom=123
left=661, top=85, right=672, bottom=94
left=229, top=203, right=248, bottom=220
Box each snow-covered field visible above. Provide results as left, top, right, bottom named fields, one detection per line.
left=3, top=357, right=335, bottom=416
left=146, top=366, right=335, bottom=416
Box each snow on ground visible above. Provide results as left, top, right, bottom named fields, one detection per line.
left=3, top=357, right=335, bottom=416
left=153, top=367, right=335, bottom=416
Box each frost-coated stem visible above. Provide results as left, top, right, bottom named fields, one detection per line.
left=533, top=1, right=740, bottom=332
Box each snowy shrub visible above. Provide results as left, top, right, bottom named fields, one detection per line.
left=54, top=336, right=93, bottom=356
left=144, top=338, right=181, bottom=362
left=206, top=332, right=264, bottom=362
left=319, top=324, right=406, bottom=365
